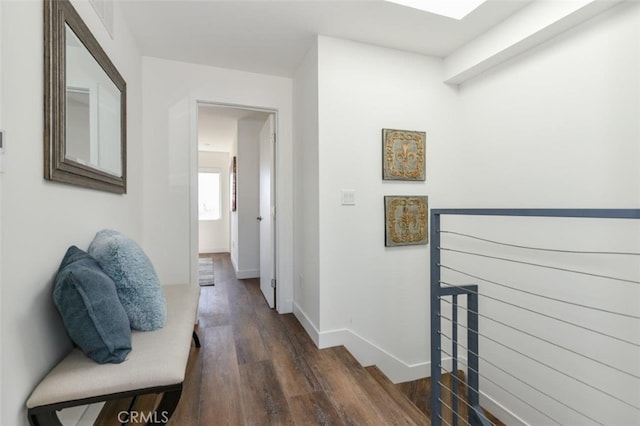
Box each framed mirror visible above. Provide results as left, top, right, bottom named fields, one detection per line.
left=44, top=0, right=127, bottom=194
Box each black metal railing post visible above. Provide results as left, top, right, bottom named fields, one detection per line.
left=467, top=286, right=490, bottom=426
left=430, top=211, right=443, bottom=426
left=452, top=294, right=459, bottom=426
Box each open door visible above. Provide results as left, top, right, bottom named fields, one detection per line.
left=258, top=114, right=276, bottom=308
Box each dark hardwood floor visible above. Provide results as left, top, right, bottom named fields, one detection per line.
left=95, top=253, right=511, bottom=426
left=98, top=253, right=428, bottom=425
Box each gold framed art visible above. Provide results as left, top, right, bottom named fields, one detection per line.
left=384, top=196, right=428, bottom=247
left=382, top=129, right=426, bottom=181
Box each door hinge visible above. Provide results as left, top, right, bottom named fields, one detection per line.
left=272, top=133, right=276, bottom=144
left=271, top=278, right=277, bottom=288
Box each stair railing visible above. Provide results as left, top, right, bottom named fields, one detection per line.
left=430, top=209, right=640, bottom=426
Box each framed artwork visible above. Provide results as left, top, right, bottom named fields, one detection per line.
left=382, top=129, right=426, bottom=181
left=231, top=156, right=237, bottom=212
left=384, top=196, right=428, bottom=247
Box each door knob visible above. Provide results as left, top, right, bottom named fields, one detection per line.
left=257, top=216, right=263, bottom=221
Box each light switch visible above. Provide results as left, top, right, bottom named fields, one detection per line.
left=341, top=189, right=355, bottom=206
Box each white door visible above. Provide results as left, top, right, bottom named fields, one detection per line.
left=258, top=114, right=276, bottom=308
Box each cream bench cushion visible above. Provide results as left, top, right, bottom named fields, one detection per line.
left=26, top=284, right=200, bottom=424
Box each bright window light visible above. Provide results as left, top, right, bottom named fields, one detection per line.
left=199, top=171, right=221, bottom=221
left=385, top=0, right=487, bottom=20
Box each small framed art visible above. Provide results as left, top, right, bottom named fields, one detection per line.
left=382, top=129, right=426, bottom=181
left=384, top=196, right=428, bottom=247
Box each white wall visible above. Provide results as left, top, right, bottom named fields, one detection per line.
left=141, top=57, right=294, bottom=311
left=293, top=2, right=639, bottom=397
left=233, top=118, right=262, bottom=278
left=0, top=1, right=143, bottom=424
left=453, top=3, right=639, bottom=209
left=0, top=1, right=635, bottom=423
left=311, top=36, right=459, bottom=381
left=198, top=151, right=230, bottom=253
left=449, top=3, right=640, bottom=424
left=0, top=0, right=4, bottom=417
left=292, top=40, right=321, bottom=334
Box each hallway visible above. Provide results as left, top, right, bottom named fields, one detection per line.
left=177, top=253, right=426, bottom=425
left=96, top=252, right=426, bottom=425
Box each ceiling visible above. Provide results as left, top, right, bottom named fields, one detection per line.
left=198, top=106, right=269, bottom=152
left=119, top=0, right=534, bottom=78
left=122, top=0, right=534, bottom=152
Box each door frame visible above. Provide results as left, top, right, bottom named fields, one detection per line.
left=189, top=100, right=278, bottom=304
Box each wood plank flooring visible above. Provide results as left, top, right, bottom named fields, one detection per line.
left=94, top=252, right=512, bottom=426
left=101, top=253, right=428, bottom=425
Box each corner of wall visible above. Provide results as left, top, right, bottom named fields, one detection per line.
left=292, top=33, right=320, bottom=328
left=292, top=302, right=320, bottom=347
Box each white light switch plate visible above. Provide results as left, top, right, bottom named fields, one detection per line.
left=341, top=189, right=355, bottom=206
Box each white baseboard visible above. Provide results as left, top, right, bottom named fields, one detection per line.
left=292, top=302, right=428, bottom=383
left=278, top=298, right=293, bottom=314
left=320, top=327, right=430, bottom=384
left=235, top=269, right=259, bottom=279
left=230, top=253, right=238, bottom=273
left=480, top=391, right=528, bottom=426
left=57, top=406, right=86, bottom=425
left=229, top=255, right=259, bottom=279
left=198, top=247, right=228, bottom=254
left=292, top=303, right=527, bottom=424
left=293, top=302, right=320, bottom=346
left=56, top=402, right=105, bottom=425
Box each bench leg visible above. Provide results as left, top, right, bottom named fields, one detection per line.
left=27, top=409, right=63, bottom=426
left=192, top=331, right=201, bottom=348
left=148, top=387, right=183, bottom=425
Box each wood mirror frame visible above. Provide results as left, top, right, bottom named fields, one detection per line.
left=44, top=0, right=127, bottom=194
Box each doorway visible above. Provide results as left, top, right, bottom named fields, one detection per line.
left=195, top=103, right=277, bottom=308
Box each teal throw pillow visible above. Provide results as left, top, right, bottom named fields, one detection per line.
left=88, top=230, right=167, bottom=331
left=53, top=246, right=131, bottom=364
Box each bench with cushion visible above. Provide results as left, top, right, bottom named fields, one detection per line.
left=26, top=283, right=200, bottom=426
left=27, top=230, right=201, bottom=425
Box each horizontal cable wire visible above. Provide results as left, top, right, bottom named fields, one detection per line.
left=439, top=332, right=605, bottom=426
left=439, top=348, right=561, bottom=425
left=436, top=221, right=639, bottom=425
left=439, top=298, right=640, bottom=381
left=439, top=312, right=640, bottom=410
left=438, top=397, right=471, bottom=426
left=439, top=414, right=454, bottom=426
left=440, top=264, right=640, bottom=321
left=439, top=280, right=640, bottom=348
left=439, top=247, right=640, bottom=285
left=437, top=380, right=480, bottom=425
left=437, top=379, right=499, bottom=426
left=437, top=379, right=468, bottom=422
left=440, top=230, right=640, bottom=256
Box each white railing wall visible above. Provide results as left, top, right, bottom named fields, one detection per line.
left=430, top=209, right=640, bottom=426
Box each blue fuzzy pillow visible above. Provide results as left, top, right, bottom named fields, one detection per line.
left=54, top=246, right=131, bottom=364
left=88, top=230, right=167, bottom=331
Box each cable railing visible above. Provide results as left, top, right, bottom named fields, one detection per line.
left=430, top=209, right=640, bottom=426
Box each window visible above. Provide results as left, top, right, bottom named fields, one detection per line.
left=198, top=171, right=221, bottom=221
